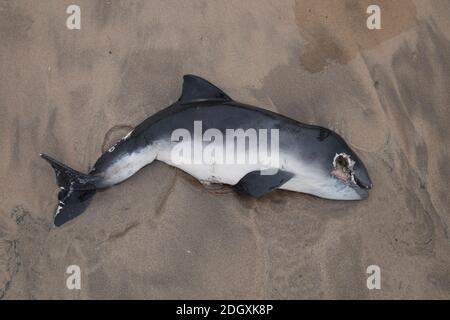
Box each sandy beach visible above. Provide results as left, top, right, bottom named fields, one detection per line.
left=1, top=0, right=449, bottom=299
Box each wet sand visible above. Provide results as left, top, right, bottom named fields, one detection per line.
left=0, top=0, right=449, bottom=299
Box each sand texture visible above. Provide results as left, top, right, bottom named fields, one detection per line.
left=1, top=0, right=449, bottom=299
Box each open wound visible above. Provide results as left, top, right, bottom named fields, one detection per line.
left=331, top=153, right=356, bottom=184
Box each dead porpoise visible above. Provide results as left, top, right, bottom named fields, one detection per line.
left=41, top=75, right=372, bottom=226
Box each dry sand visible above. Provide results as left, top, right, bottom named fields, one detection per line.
left=1, top=0, right=449, bottom=299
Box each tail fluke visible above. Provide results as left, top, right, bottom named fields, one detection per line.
left=40, top=153, right=98, bottom=226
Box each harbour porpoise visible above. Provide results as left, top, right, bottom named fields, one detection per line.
left=41, top=75, right=372, bottom=226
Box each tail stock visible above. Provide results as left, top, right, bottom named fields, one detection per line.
left=40, top=153, right=99, bottom=227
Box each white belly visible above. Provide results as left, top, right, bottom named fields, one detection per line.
left=100, top=140, right=362, bottom=200
left=102, top=144, right=158, bottom=186
left=156, top=142, right=268, bottom=185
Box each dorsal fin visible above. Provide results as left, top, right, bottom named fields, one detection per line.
left=178, top=74, right=232, bottom=104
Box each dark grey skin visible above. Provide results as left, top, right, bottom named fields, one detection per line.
left=41, top=75, right=372, bottom=226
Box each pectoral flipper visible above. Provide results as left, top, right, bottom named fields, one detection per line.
left=233, top=170, right=294, bottom=197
